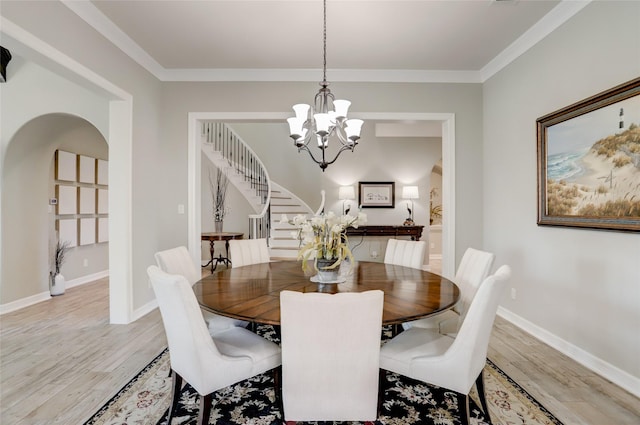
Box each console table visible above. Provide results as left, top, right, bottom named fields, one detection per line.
left=201, top=232, right=244, bottom=272
left=345, top=225, right=424, bottom=240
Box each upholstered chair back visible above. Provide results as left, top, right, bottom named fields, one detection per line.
left=229, top=238, right=270, bottom=268
left=154, top=246, right=201, bottom=285
left=280, top=290, right=384, bottom=421
left=147, top=266, right=252, bottom=395
left=454, top=247, right=495, bottom=316
left=383, top=239, right=426, bottom=269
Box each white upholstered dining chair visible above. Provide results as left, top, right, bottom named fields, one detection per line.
left=380, top=265, right=511, bottom=425
left=147, top=265, right=282, bottom=425
left=154, top=246, right=248, bottom=331
left=404, top=247, right=495, bottom=333
left=383, top=239, right=427, bottom=270
left=229, top=238, right=271, bottom=268
left=280, top=290, right=384, bottom=422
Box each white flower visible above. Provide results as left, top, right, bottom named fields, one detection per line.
left=293, top=210, right=367, bottom=273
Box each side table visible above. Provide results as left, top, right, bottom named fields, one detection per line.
left=201, top=232, right=244, bottom=272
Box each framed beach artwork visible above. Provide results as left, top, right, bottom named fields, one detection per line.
left=537, top=77, right=640, bottom=232
left=359, top=181, right=395, bottom=208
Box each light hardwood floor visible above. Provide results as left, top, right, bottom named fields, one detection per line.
left=1, top=276, right=638, bottom=425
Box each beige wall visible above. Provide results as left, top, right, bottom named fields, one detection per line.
left=483, top=1, right=640, bottom=386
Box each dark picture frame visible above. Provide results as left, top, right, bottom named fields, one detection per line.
left=358, top=181, right=395, bottom=208
left=536, top=77, right=640, bottom=232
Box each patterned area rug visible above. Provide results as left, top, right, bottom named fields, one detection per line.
left=85, top=326, right=563, bottom=425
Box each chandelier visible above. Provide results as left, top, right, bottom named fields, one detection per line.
left=286, top=0, right=363, bottom=172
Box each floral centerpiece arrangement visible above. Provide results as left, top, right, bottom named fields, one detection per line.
left=281, top=211, right=367, bottom=278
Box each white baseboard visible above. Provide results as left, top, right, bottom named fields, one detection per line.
left=0, top=292, right=52, bottom=315
left=0, top=270, right=109, bottom=315
left=132, top=299, right=158, bottom=322
left=65, top=270, right=109, bottom=289
left=497, top=306, right=640, bottom=398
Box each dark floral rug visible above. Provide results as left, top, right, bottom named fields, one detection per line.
left=85, top=325, right=563, bottom=425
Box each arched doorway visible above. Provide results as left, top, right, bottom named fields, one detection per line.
left=2, top=114, right=108, bottom=304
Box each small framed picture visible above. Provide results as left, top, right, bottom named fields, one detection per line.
left=358, top=181, right=395, bottom=208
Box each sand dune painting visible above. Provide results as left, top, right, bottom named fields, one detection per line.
left=537, top=78, right=640, bottom=232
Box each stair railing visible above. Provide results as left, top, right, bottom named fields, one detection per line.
left=202, top=122, right=272, bottom=240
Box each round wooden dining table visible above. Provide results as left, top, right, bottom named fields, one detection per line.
left=193, top=260, right=460, bottom=326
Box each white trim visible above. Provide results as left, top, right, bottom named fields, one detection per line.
left=0, top=18, right=130, bottom=100
left=62, top=0, right=586, bottom=84
left=440, top=116, right=455, bottom=278
left=61, top=0, right=167, bottom=80
left=187, top=114, right=203, bottom=266
left=188, top=112, right=455, bottom=278
left=2, top=17, right=135, bottom=325
left=165, top=68, right=481, bottom=83
left=0, top=292, right=51, bottom=315
left=480, top=1, right=591, bottom=81
left=65, top=270, right=109, bottom=289
left=498, top=306, right=640, bottom=398
left=0, top=271, right=109, bottom=315
left=131, top=299, right=159, bottom=322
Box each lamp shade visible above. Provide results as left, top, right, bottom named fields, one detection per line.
left=402, top=186, right=419, bottom=200
left=339, top=186, right=355, bottom=200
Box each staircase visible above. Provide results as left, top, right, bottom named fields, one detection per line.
left=201, top=122, right=270, bottom=239
left=269, top=184, right=324, bottom=260
left=201, top=122, right=324, bottom=260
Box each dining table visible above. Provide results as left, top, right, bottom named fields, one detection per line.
left=193, top=260, right=460, bottom=326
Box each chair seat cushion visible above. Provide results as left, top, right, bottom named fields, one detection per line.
left=403, top=309, right=459, bottom=331
left=212, top=327, right=282, bottom=376
left=203, top=310, right=249, bottom=332
left=380, top=327, right=454, bottom=377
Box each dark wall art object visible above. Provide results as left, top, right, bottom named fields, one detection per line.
left=1, top=46, right=12, bottom=83
left=358, top=181, right=395, bottom=208
left=537, top=77, right=640, bottom=232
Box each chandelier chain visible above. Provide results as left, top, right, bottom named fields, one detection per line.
left=322, top=0, right=327, bottom=83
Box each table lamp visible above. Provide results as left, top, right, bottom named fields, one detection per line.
left=339, top=186, right=356, bottom=215
left=402, top=186, right=419, bottom=225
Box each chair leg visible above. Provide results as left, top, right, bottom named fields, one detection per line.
left=475, top=369, right=491, bottom=423
left=167, top=370, right=183, bottom=424
left=457, top=393, right=470, bottom=425
left=197, top=393, right=213, bottom=425
left=273, top=366, right=284, bottom=419
left=377, top=369, right=386, bottom=417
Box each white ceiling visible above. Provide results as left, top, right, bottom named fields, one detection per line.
left=61, top=0, right=590, bottom=83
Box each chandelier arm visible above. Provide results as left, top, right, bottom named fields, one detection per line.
left=332, top=123, right=356, bottom=146
left=297, top=144, right=324, bottom=166
left=321, top=144, right=356, bottom=167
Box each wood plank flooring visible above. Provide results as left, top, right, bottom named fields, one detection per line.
left=1, top=276, right=638, bottom=424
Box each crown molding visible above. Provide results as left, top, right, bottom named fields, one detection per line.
left=63, top=0, right=589, bottom=84
left=480, top=0, right=591, bottom=81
